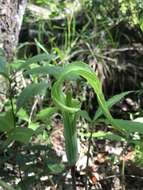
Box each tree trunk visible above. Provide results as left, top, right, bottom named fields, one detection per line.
left=0, top=0, right=27, bottom=61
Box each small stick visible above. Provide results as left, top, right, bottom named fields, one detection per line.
left=71, top=165, right=77, bottom=190
left=85, top=124, right=93, bottom=190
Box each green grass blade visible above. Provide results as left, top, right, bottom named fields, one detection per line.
left=93, top=91, right=132, bottom=121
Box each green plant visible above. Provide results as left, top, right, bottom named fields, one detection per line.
left=50, top=62, right=143, bottom=190
left=0, top=56, right=36, bottom=145
left=1, top=50, right=143, bottom=189
left=0, top=54, right=62, bottom=189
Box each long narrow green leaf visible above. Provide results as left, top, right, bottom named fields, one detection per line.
left=25, top=53, right=51, bottom=64
left=24, top=64, right=63, bottom=78
left=80, top=131, right=125, bottom=141
left=93, top=91, right=132, bottom=121
left=113, top=119, right=143, bottom=134
left=19, top=53, right=53, bottom=69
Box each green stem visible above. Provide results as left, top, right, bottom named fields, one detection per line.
left=85, top=124, right=93, bottom=190
left=62, top=90, right=78, bottom=166
left=63, top=111, right=78, bottom=166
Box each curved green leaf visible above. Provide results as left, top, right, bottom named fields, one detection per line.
left=24, top=64, right=63, bottom=78
left=93, top=91, right=132, bottom=121
left=51, top=62, right=114, bottom=123
left=51, top=62, right=138, bottom=166
left=51, top=62, right=124, bottom=166
left=19, top=53, right=53, bottom=69
left=80, top=131, right=125, bottom=141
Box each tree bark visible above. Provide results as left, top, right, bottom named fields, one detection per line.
left=0, top=0, right=27, bottom=61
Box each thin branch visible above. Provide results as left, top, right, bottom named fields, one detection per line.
left=28, top=98, right=39, bottom=125
left=9, top=80, right=16, bottom=127
left=71, top=165, right=77, bottom=190
left=85, top=123, right=93, bottom=190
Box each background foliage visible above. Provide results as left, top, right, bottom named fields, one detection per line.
left=0, top=0, right=143, bottom=189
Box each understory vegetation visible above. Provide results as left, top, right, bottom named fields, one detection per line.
left=0, top=0, right=143, bottom=189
